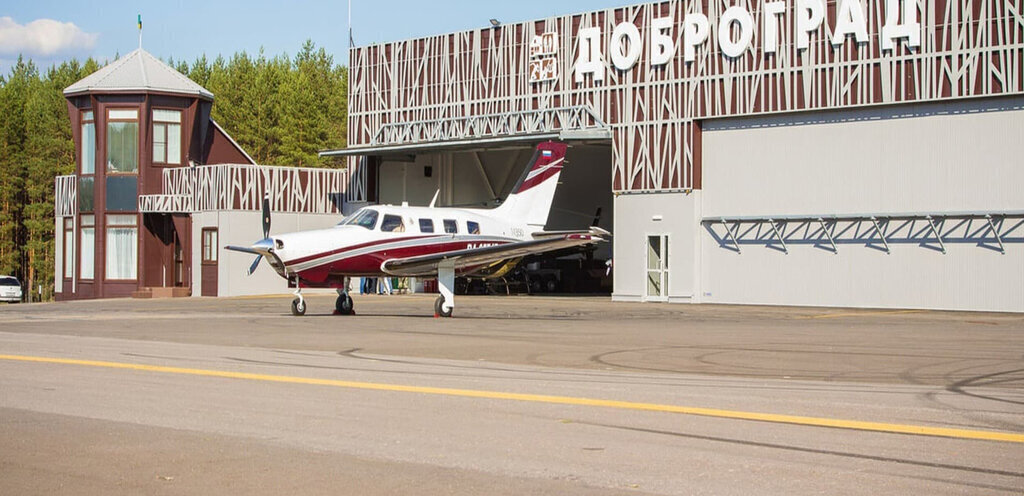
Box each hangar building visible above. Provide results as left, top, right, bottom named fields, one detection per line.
left=325, top=0, right=1024, bottom=312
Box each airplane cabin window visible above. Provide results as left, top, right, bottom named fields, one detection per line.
left=443, top=219, right=458, bottom=234
left=467, top=221, right=481, bottom=234
left=341, top=209, right=379, bottom=230
left=419, top=219, right=435, bottom=233
left=381, top=214, right=405, bottom=232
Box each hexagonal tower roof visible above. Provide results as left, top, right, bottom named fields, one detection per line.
left=63, top=48, right=213, bottom=100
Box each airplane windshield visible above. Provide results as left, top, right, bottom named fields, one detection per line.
left=338, top=209, right=379, bottom=230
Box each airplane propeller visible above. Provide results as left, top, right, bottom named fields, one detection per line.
left=247, top=194, right=273, bottom=274
left=262, top=193, right=272, bottom=239
left=225, top=194, right=275, bottom=276
left=248, top=251, right=264, bottom=276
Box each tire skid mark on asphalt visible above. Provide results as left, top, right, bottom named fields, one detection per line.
left=1, top=353, right=1023, bottom=444
left=578, top=421, right=1024, bottom=489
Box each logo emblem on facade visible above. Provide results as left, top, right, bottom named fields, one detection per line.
left=529, top=32, right=558, bottom=83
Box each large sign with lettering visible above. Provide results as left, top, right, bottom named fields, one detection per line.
left=575, top=0, right=921, bottom=82
left=346, top=0, right=1023, bottom=197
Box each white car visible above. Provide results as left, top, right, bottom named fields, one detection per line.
left=0, top=276, right=22, bottom=303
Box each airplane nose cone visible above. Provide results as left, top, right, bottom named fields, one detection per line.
left=252, top=237, right=275, bottom=254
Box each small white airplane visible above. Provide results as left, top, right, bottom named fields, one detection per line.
left=226, top=141, right=608, bottom=317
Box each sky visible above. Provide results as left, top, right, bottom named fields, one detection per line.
left=0, top=0, right=639, bottom=75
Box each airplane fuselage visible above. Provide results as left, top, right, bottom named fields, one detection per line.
left=268, top=204, right=534, bottom=286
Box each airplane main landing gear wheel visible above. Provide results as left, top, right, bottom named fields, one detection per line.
left=434, top=296, right=453, bottom=318
left=335, top=294, right=354, bottom=315
left=291, top=297, right=307, bottom=316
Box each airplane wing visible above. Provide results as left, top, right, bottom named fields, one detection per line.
left=380, top=229, right=608, bottom=277
left=531, top=226, right=611, bottom=239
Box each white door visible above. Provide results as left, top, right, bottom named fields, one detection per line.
left=645, top=235, right=669, bottom=302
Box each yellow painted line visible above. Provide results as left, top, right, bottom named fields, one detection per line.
left=2, top=353, right=1022, bottom=444
left=796, top=309, right=924, bottom=320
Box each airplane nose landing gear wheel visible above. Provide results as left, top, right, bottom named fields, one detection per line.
left=291, top=298, right=307, bottom=316
left=434, top=296, right=453, bottom=318
left=335, top=294, right=354, bottom=315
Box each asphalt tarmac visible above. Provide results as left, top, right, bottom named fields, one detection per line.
left=1, top=294, right=1022, bottom=495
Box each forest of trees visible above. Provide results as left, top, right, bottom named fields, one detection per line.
left=0, top=40, right=348, bottom=301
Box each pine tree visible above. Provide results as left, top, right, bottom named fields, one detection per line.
left=189, top=55, right=212, bottom=88
left=279, top=40, right=338, bottom=168
left=0, top=57, right=35, bottom=289
left=0, top=70, right=12, bottom=279
left=250, top=50, right=288, bottom=164
left=23, top=61, right=82, bottom=301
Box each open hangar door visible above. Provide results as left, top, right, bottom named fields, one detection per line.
left=372, top=140, right=613, bottom=295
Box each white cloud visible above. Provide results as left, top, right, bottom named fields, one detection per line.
left=0, top=17, right=98, bottom=57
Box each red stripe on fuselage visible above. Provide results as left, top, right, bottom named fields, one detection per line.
left=293, top=238, right=514, bottom=279
left=285, top=235, right=436, bottom=266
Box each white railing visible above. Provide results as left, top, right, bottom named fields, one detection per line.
left=54, top=175, right=77, bottom=217
left=138, top=194, right=193, bottom=213
left=156, top=164, right=347, bottom=214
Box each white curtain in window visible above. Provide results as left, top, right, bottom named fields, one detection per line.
left=107, top=121, right=138, bottom=173
left=81, top=122, right=95, bottom=173
left=153, top=124, right=166, bottom=163
left=106, top=227, right=137, bottom=279
left=64, top=229, right=74, bottom=278
left=80, top=228, right=94, bottom=279
left=167, top=123, right=181, bottom=164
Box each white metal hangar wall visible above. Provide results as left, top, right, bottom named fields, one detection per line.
left=699, top=96, right=1024, bottom=312
left=342, top=0, right=1024, bottom=311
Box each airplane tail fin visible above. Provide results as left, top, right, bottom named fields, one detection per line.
left=494, top=141, right=567, bottom=231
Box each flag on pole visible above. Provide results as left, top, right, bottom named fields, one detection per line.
left=137, top=14, right=142, bottom=30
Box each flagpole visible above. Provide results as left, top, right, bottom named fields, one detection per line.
left=138, top=14, right=143, bottom=49
left=348, top=0, right=353, bottom=48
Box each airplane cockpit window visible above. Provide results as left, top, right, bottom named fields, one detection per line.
left=381, top=214, right=405, bottom=233
left=339, top=208, right=379, bottom=230
left=443, top=219, right=458, bottom=234
left=419, top=219, right=435, bottom=233
left=467, top=221, right=481, bottom=234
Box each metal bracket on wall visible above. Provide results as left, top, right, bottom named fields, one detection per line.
left=721, top=219, right=741, bottom=254
left=767, top=218, right=788, bottom=254
left=704, top=210, right=1022, bottom=255
left=925, top=216, right=946, bottom=254
left=869, top=217, right=890, bottom=254
left=817, top=217, right=838, bottom=254
left=985, top=215, right=1006, bottom=255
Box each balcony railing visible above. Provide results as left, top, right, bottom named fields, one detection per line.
left=54, top=175, right=77, bottom=217
left=139, top=164, right=347, bottom=214
left=138, top=194, right=193, bottom=213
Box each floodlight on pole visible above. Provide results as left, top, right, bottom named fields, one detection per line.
left=489, top=19, right=501, bottom=27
